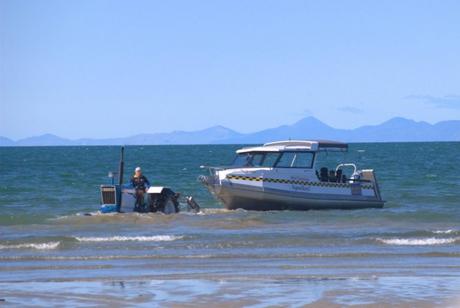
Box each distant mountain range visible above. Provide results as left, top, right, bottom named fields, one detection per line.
left=1, top=117, right=459, bottom=146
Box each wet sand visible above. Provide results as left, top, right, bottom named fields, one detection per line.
left=1, top=276, right=460, bottom=307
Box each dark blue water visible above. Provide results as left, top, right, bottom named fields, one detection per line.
left=1, top=143, right=459, bottom=306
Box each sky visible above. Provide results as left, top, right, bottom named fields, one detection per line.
left=1, top=0, right=459, bottom=139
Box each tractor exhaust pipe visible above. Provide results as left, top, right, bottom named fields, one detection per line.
left=116, top=146, right=125, bottom=212
left=118, top=146, right=125, bottom=185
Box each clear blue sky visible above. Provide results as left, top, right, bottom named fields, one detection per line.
left=1, top=0, right=459, bottom=139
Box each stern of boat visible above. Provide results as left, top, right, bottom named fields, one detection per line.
left=357, top=169, right=384, bottom=203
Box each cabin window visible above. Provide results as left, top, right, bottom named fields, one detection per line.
left=250, top=153, right=265, bottom=166
left=275, top=152, right=314, bottom=168
left=232, top=153, right=252, bottom=167
left=232, top=152, right=279, bottom=167
left=232, top=153, right=265, bottom=167
left=261, top=152, right=280, bottom=167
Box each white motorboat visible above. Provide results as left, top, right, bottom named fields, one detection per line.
left=199, top=140, right=384, bottom=210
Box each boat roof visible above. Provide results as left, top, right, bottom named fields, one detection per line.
left=236, top=140, right=348, bottom=154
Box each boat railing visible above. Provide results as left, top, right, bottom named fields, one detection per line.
left=335, top=163, right=357, bottom=174
left=334, top=163, right=376, bottom=185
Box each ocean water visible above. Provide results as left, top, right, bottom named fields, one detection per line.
left=0, top=143, right=459, bottom=307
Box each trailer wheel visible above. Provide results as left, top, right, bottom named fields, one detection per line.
left=163, top=196, right=178, bottom=214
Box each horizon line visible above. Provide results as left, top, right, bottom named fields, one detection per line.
left=1, top=140, right=460, bottom=148
left=2, top=115, right=459, bottom=141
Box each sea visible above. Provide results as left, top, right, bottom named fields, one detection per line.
left=0, top=143, right=459, bottom=307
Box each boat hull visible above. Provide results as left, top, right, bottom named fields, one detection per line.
left=205, top=182, right=384, bottom=211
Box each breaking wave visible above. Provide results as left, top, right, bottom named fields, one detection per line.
left=377, top=237, right=458, bottom=246
left=75, top=235, right=183, bottom=242
left=0, top=242, right=60, bottom=250
left=433, top=230, right=456, bottom=234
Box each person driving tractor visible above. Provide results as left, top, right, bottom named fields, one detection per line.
left=131, top=167, right=150, bottom=212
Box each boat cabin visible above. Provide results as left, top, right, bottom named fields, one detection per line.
left=231, top=140, right=351, bottom=183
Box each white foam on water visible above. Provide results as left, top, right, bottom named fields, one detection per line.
left=75, top=235, right=183, bottom=242
left=199, top=208, right=245, bottom=215
left=377, top=237, right=458, bottom=246
left=433, top=230, right=456, bottom=234
left=0, top=242, right=60, bottom=250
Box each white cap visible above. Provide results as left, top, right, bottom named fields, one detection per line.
left=135, top=167, right=142, bottom=172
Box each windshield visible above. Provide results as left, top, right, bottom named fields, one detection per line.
left=231, top=151, right=315, bottom=168
left=232, top=153, right=253, bottom=167
left=232, top=152, right=279, bottom=167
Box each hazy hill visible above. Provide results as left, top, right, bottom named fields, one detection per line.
left=220, top=117, right=342, bottom=143
left=74, top=126, right=243, bottom=145
left=219, top=117, right=460, bottom=143
left=15, top=134, right=74, bottom=146
left=0, top=136, right=15, bottom=146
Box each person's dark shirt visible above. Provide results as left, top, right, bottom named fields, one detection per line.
left=131, top=175, right=150, bottom=190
